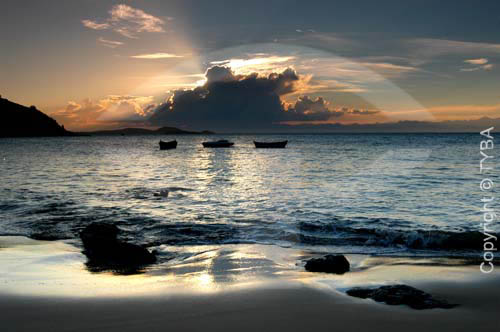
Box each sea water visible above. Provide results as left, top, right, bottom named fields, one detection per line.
left=0, top=134, right=496, bottom=258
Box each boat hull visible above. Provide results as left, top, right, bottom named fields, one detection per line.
left=202, top=142, right=234, bottom=148
left=159, top=140, right=178, bottom=150
left=253, top=140, right=288, bottom=148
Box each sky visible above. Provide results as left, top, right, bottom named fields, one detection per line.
left=1, top=0, right=500, bottom=132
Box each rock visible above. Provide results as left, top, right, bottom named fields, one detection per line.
left=79, top=222, right=156, bottom=274
left=346, top=285, right=458, bottom=310
left=80, top=222, right=119, bottom=246
left=304, top=254, right=350, bottom=274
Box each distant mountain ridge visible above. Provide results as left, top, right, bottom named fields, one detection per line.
left=276, top=117, right=499, bottom=133
left=86, top=127, right=215, bottom=135
left=0, top=96, right=73, bottom=137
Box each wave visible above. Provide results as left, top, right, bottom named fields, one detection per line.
left=4, top=198, right=493, bottom=254
left=139, top=220, right=493, bottom=253
left=296, top=221, right=490, bottom=250
left=124, top=186, right=193, bottom=200
left=142, top=223, right=253, bottom=246
left=13, top=219, right=495, bottom=253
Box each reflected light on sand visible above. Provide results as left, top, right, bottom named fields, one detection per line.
left=1, top=237, right=492, bottom=299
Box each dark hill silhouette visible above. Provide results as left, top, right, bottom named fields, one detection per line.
left=0, top=96, right=72, bottom=137
left=86, top=127, right=215, bottom=136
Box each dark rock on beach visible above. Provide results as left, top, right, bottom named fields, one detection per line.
left=304, top=254, right=350, bottom=274
left=346, top=284, right=458, bottom=310
left=80, top=222, right=156, bottom=274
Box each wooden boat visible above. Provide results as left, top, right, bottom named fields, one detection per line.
left=202, top=139, right=234, bottom=148
left=159, top=140, right=177, bottom=150
left=254, top=140, right=288, bottom=148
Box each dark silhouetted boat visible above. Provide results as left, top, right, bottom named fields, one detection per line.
left=202, top=139, right=234, bottom=148
left=159, top=140, right=177, bottom=150
left=254, top=140, right=288, bottom=148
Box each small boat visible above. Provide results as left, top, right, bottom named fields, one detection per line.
left=159, top=140, right=177, bottom=150
left=202, top=139, right=234, bottom=148
left=153, top=189, right=169, bottom=198
left=254, top=140, right=288, bottom=148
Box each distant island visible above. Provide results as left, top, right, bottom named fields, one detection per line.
left=85, top=127, right=215, bottom=136
left=275, top=118, right=499, bottom=133
left=0, top=96, right=73, bottom=137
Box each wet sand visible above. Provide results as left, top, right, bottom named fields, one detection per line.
left=1, top=236, right=499, bottom=332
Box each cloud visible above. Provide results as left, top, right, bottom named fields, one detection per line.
left=409, top=39, right=500, bottom=58
left=82, top=19, right=110, bottom=30
left=426, top=103, right=500, bottom=120
left=281, top=32, right=358, bottom=52
left=112, top=27, right=138, bottom=39
left=460, top=67, right=482, bottom=72
left=464, top=58, right=488, bottom=65
left=130, top=53, right=184, bottom=59
left=345, top=108, right=380, bottom=115
left=51, top=99, right=106, bottom=129
left=110, top=4, right=165, bottom=32
left=358, top=62, right=419, bottom=78
left=82, top=4, right=166, bottom=39
left=284, top=96, right=341, bottom=121
left=460, top=67, right=480, bottom=72
left=204, top=65, right=237, bottom=83
left=98, top=37, right=124, bottom=48
left=149, top=66, right=372, bottom=131
left=50, top=96, right=156, bottom=130
left=64, top=101, right=82, bottom=113
left=282, top=106, right=381, bottom=125
left=210, top=56, right=295, bottom=75
left=98, top=95, right=156, bottom=121
left=388, top=103, right=500, bottom=121
left=461, top=58, right=494, bottom=72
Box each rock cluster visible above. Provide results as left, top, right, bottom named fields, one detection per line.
left=346, top=284, right=458, bottom=310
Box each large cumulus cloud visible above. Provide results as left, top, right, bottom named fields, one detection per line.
left=149, top=66, right=338, bottom=131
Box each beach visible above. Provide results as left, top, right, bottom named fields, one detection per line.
left=1, top=236, right=499, bottom=332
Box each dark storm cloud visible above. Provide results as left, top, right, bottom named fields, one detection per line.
left=287, top=96, right=342, bottom=121
left=205, top=66, right=236, bottom=83
left=149, top=66, right=336, bottom=131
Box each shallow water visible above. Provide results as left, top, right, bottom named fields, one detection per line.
left=0, top=236, right=485, bottom=297
left=0, top=134, right=495, bottom=257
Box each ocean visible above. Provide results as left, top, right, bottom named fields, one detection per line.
left=0, top=134, right=495, bottom=259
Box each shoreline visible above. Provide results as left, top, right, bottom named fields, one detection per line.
left=1, top=236, right=497, bottom=295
